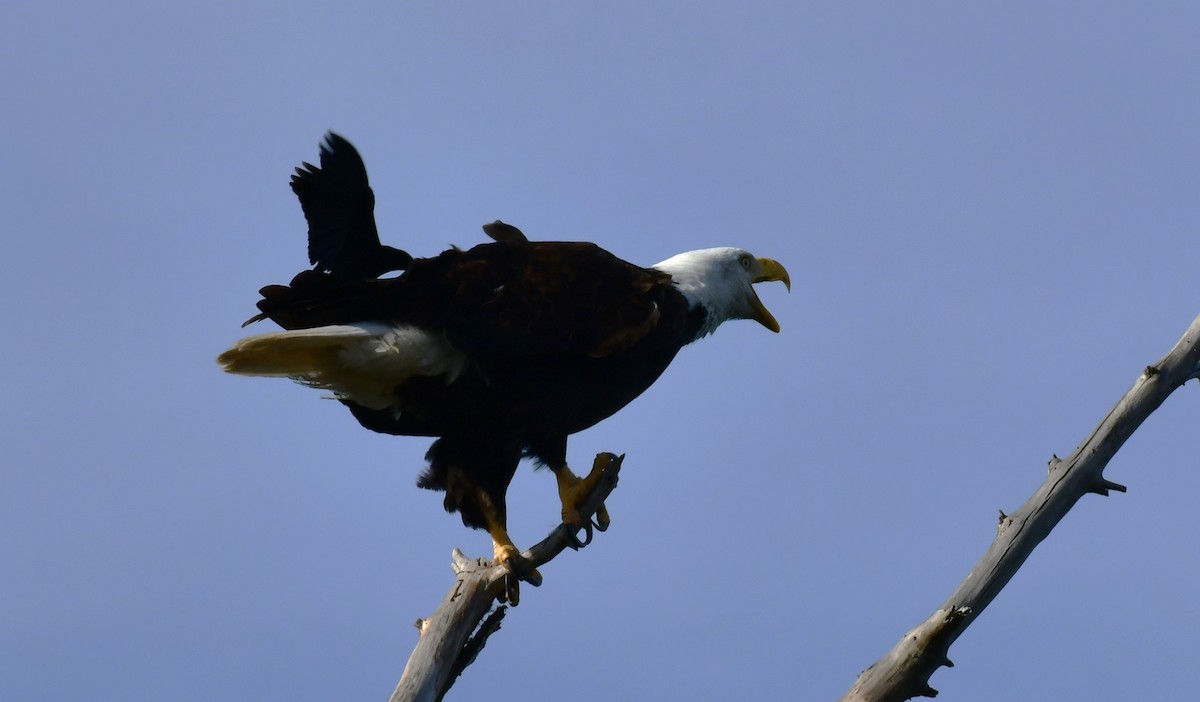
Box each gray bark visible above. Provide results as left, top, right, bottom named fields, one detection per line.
left=388, top=453, right=623, bottom=702
left=840, top=313, right=1200, bottom=701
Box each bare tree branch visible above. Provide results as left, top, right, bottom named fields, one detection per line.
left=840, top=313, right=1200, bottom=702
left=388, top=453, right=623, bottom=702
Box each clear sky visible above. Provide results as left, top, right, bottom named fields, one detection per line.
left=4, top=3, right=1199, bottom=701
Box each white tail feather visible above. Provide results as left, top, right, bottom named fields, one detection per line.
left=217, top=322, right=466, bottom=410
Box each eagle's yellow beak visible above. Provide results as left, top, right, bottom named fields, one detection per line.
left=750, top=257, right=791, bottom=333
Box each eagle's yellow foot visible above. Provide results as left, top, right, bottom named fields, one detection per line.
left=492, top=539, right=541, bottom=606
left=555, top=453, right=616, bottom=547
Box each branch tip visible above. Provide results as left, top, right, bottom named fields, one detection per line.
left=451, top=548, right=476, bottom=573
left=1090, top=477, right=1128, bottom=496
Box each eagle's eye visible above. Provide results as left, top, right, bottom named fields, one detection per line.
left=739, top=255, right=752, bottom=270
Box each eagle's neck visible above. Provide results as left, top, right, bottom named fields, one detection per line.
left=653, top=248, right=740, bottom=342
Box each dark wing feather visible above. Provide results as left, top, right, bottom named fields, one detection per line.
left=427, top=241, right=675, bottom=359
left=248, top=270, right=393, bottom=330
left=290, top=132, right=411, bottom=280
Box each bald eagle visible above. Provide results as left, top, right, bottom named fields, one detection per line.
left=219, top=133, right=790, bottom=595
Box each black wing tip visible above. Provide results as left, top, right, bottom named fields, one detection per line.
left=482, top=220, right=529, bottom=245
left=323, top=129, right=348, bottom=143
left=289, top=161, right=319, bottom=192
left=320, top=131, right=354, bottom=155
left=311, top=131, right=368, bottom=183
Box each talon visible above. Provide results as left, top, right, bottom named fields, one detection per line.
left=566, top=519, right=594, bottom=550
left=593, top=504, right=610, bottom=532
left=493, top=543, right=542, bottom=585
left=513, top=558, right=543, bottom=588
left=492, top=543, right=542, bottom=606
left=502, top=572, right=519, bottom=605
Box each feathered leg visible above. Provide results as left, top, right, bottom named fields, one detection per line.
left=422, top=437, right=539, bottom=603
left=473, top=489, right=542, bottom=605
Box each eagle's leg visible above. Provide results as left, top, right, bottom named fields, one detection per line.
left=476, top=489, right=541, bottom=605
left=553, top=452, right=614, bottom=535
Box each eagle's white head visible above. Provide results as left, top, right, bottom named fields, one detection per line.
left=653, top=247, right=791, bottom=340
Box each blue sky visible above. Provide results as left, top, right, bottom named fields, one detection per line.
left=4, top=3, right=1199, bottom=700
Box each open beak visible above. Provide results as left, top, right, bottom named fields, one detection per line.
left=750, top=257, right=791, bottom=333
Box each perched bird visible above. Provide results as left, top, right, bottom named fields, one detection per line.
left=290, top=132, right=412, bottom=281
left=219, top=133, right=790, bottom=599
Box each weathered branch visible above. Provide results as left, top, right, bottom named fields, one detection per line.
left=840, top=313, right=1200, bottom=702
left=388, top=453, right=623, bottom=702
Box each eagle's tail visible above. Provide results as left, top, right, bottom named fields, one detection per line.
left=217, top=322, right=466, bottom=409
